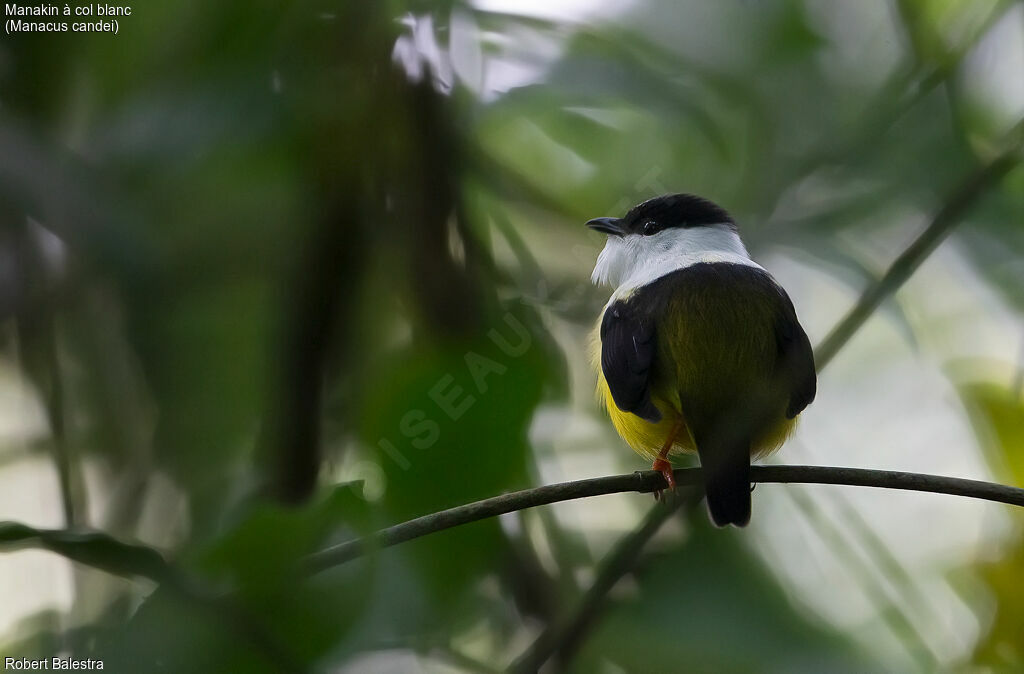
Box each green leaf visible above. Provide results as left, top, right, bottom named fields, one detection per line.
left=194, top=483, right=375, bottom=662
left=573, top=512, right=879, bottom=673
left=98, top=585, right=285, bottom=674
left=954, top=376, right=1024, bottom=669
left=957, top=379, right=1024, bottom=486
left=970, top=538, right=1024, bottom=670
left=0, top=521, right=170, bottom=581
left=348, top=300, right=563, bottom=628
left=200, top=482, right=371, bottom=595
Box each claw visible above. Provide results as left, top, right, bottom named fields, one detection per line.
left=652, top=458, right=676, bottom=491
left=650, top=418, right=683, bottom=501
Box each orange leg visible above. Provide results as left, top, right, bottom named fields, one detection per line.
left=652, top=418, right=683, bottom=497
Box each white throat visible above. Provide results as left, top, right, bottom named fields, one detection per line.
left=591, top=224, right=763, bottom=299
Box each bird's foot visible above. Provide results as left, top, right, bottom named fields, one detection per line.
left=652, top=458, right=676, bottom=500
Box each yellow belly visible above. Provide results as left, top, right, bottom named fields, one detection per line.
left=590, top=323, right=798, bottom=464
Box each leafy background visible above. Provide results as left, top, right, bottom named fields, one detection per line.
left=1, top=0, right=1023, bottom=672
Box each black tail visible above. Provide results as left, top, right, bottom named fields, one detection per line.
left=698, top=436, right=751, bottom=528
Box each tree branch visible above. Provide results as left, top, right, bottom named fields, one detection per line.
left=5, top=466, right=1021, bottom=671
left=498, top=57, right=1024, bottom=674
left=508, top=491, right=698, bottom=674
left=302, top=465, right=1024, bottom=574
left=814, top=120, right=1024, bottom=371
left=13, top=467, right=1017, bottom=580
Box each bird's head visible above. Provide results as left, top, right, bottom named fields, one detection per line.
left=587, top=193, right=749, bottom=288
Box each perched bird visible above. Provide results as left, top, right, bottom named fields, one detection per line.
left=588, top=194, right=816, bottom=526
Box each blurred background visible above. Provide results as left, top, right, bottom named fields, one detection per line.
left=1, top=0, right=1023, bottom=671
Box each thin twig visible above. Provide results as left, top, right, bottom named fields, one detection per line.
left=771, top=0, right=1017, bottom=220
left=815, top=123, right=1024, bottom=370
left=39, top=326, right=75, bottom=527
left=497, top=32, right=1024, bottom=674
left=497, top=119, right=1023, bottom=673
left=303, top=472, right=657, bottom=574
left=14, top=467, right=1020, bottom=579
left=508, top=492, right=697, bottom=674
left=5, top=466, right=1022, bottom=671
left=13, top=222, right=81, bottom=528
left=302, top=466, right=1024, bottom=574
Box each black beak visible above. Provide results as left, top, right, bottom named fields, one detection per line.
left=586, top=217, right=625, bottom=236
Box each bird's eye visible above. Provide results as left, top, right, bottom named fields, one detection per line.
left=642, top=221, right=659, bottom=235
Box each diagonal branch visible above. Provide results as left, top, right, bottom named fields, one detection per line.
left=508, top=491, right=697, bottom=674
left=495, top=124, right=1023, bottom=672
left=301, top=466, right=1024, bottom=574
left=814, top=122, right=1024, bottom=370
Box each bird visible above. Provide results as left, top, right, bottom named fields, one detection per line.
left=587, top=193, right=816, bottom=527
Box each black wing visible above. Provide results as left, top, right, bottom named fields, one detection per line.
left=600, top=300, right=662, bottom=423
left=773, top=290, right=816, bottom=419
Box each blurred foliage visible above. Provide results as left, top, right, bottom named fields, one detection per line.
left=961, top=381, right=1024, bottom=486
left=1, top=0, right=1023, bottom=672
left=576, top=511, right=876, bottom=674
left=959, top=381, right=1024, bottom=671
